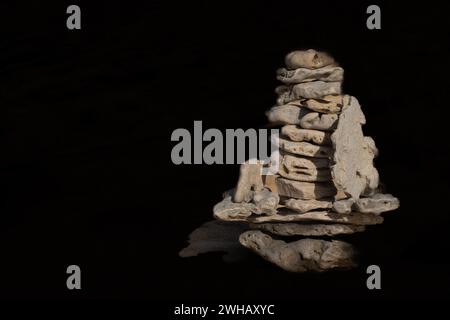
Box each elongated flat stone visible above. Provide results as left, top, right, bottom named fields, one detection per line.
left=276, top=178, right=336, bottom=200
left=331, top=96, right=379, bottom=199
left=266, top=104, right=309, bottom=125
left=276, top=66, right=344, bottom=84
left=239, top=230, right=357, bottom=272
left=250, top=223, right=365, bottom=236
left=280, top=153, right=329, bottom=170
left=299, top=112, right=338, bottom=131
left=278, top=137, right=333, bottom=158
left=354, top=193, right=400, bottom=214
left=303, top=95, right=343, bottom=114
left=249, top=209, right=384, bottom=225
left=276, top=81, right=342, bottom=104
left=213, top=196, right=256, bottom=221
left=281, top=125, right=331, bottom=145
left=284, top=198, right=332, bottom=213
left=285, top=49, right=336, bottom=70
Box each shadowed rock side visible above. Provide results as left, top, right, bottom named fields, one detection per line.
left=179, top=220, right=250, bottom=262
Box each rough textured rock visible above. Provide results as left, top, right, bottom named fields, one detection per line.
left=332, top=198, right=355, bottom=214
left=213, top=196, right=256, bottom=221
left=252, top=188, right=280, bottom=215
left=299, top=112, right=338, bottom=131
left=262, top=174, right=278, bottom=193
left=285, top=49, right=336, bottom=70
left=239, top=230, right=357, bottom=272
left=302, top=95, right=343, bottom=114
left=278, top=137, right=333, bottom=158
left=277, top=66, right=344, bottom=84
left=284, top=198, right=332, bottom=213
left=279, top=154, right=330, bottom=182
left=331, top=96, right=379, bottom=199
left=265, top=104, right=308, bottom=125
left=179, top=220, right=250, bottom=262
left=276, top=178, right=336, bottom=200
left=354, top=193, right=400, bottom=214
left=249, top=209, right=384, bottom=225
left=280, top=154, right=329, bottom=170
left=281, top=125, right=331, bottom=145
left=234, top=162, right=264, bottom=203
left=276, top=81, right=341, bottom=104
left=250, top=223, right=365, bottom=236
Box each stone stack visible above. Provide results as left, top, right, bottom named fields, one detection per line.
left=180, top=49, right=399, bottom=272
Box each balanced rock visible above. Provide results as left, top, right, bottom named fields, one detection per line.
left=276, top=81, right=341, bottom=104
left=299, top=112, right=338, bottom=131
left=302, top=95, right=343, bottom=114
left=252, top=188, right=280, bottom=215
left=250, top=223, right=365, bottom=236
left=234, top=162, right=264, bottom=203
left=276, top=65, right=344, bottom=84
left=265, top=104, right=308, bottom=125
left=332, top=198, right=355, bottom=214
left=239, top=230, right=357, bottom=272
left=213, top=195, right=256, bottom=221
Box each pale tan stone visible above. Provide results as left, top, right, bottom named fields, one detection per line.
left=250, top=223, right=365, bottom=236
left=233, top=162, right=264, bottom=203
left=276, top=178, right=336, bottom=200
left=276, top=65, right=344, bottom=83
left=303, top=95, right=343, bottom=114
left=276, top=81, right=341, bottom=104
left=285, top=49, right=336, bottom=70
left=281, top=125, right=331, bottom=145
left=265, top=104, right=308, bottom=125
left=299, top=112, right=338, bottom=131
left=284, top=198, right=332, bottom=213
left=239, top=230, right=357, bottom=272
left=278, top=137, right=333, bottom=158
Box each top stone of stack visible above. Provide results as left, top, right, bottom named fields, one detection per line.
left=285, top=49, right=336, bottom=70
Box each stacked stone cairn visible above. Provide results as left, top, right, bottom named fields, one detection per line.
left=180, top=49, right=399, bottom=272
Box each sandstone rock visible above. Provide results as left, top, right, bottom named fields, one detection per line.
left=250, top=223, right=365, bottom=236
left=265, top=104, right=308, bottom=125
left=302, top=95, right=343, bottom=114
left=213, top=196, right=256, bottom=221
left=239, top=230, right=357, bottom=272
left=280, top=153, right=329, bottom=170
left=299, top=112, right=338, bottom=131
left=234, top=162, right=264, bottom=203
left=276, top=81, right=341, bottom=104
left=332, top=198, right=355, bottom=214
left=262, top=174, right=278, bottom=193
left=354, top=193, right=400, bottom=214
left=276, top=66, right=344, bottom=83
left=281, top=125, right=331, bottom=145
left=285, top=49, right=336, bottom=70
left=249, top=209, right=384, bottom=225
left=279, top=154, right=330, bottom=181
left=278, top=137, right=333, bottom=158
left=276, top=178, right=336, bottom=200
left=331, top=96, right=379, bottom=199
left=179, top=220, right=250, bottom=262
left=252, top=188, right=280, bottom=215
left=279, top=165, right=331, bottom=182
left=284, top=198, right=332, bottom=213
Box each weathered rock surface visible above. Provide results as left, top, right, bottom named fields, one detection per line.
left=281, top=125, right=331, bottom=145
left=285, top=49, right=336, bottom=70
left=332, top=198, right=355, bottom=214
left=299, top=112, right=338, bottom=131
left=262, top=174, right=278, bottom=193
left=276, top=66, right=344, bottom=84
left=249, top=208, right=384, bottom=225
left=280, top=153, right=329, bottom=170
left=265, top=104, right=308, bottom=125
left=278, top=137, right=333, bottom=158
left=179, top=220, right=250, bottom=262
left=213, top=196, right=256, bottom=221
left=250, top=223, right=365, bottom=236
left=234, top=162, right=264, bottom=203
left=284, top=198, right=332, bottom=213
left=302, top=95, right=343, bottom=114
left=331, top=96, right=379, bottom=199
left=276, top=177, right=336, bottom=200
left=252, top=188, right=280, bottom=215
left=276, top=81, right=341, bottom=104
left=354, top=193, right=400, bottom=214
left=239, top=230, right=357, bottom=272
left=279, top=165, right=331, bottom=182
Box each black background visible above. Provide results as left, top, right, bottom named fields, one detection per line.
left=1, top=0, right=450, bottom=304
